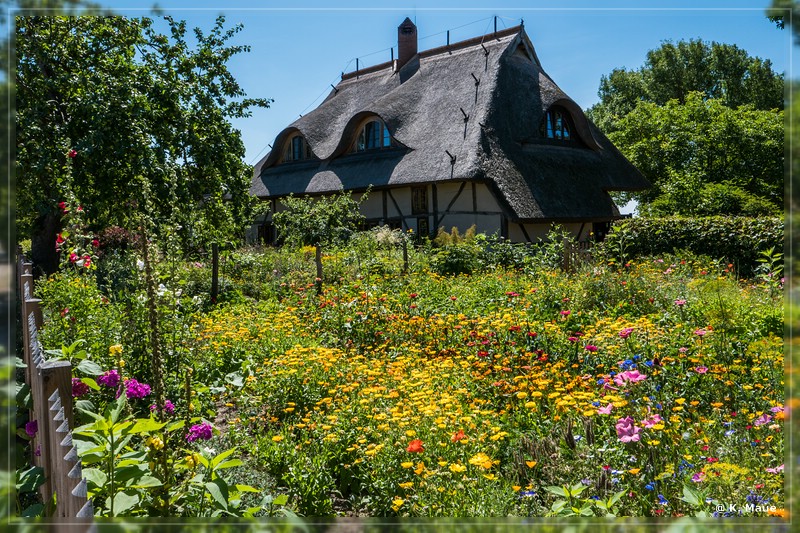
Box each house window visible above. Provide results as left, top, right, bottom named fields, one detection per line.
left=283, top=134, right=313, bottom=162
left=417, top=217, right=429, bottom=237
left=354, top=119, right=392, bottom=152
left=542, top=107, right=573, bottom=141
left=411, top=186, right=428, bottom=214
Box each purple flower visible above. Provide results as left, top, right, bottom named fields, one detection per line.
left=72, top=378, right=90, bottom=397
left=753, top=414, right=772, bottom=427
left=186, top=422, right=213, bottom=442
left=123, top=378, right=151, bottom=400
left=692, top=472, right=705, bottom=483
left=97, top=369, right=121, bottom=389
left=25, top=420, right=38, bottom=438
left=150, top=400, right=175, bottom=416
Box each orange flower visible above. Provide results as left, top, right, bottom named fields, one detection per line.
left=406, top=439, right=424, bottom=453
left=451, top=429, right=466, bottom=442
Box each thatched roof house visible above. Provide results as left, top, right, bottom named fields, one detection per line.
left=250, top=19, right=649, bottom=243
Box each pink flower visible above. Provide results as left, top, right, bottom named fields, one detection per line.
left=568, top=336, right=578, bottom=343
left=597, top=403, right=614, bottom=415
left=618, top=328, right=633, bottom=339
left=691, top=472, right=705, bottom=483
left=753, top=414, right=772, bottom=427
left=560, top=310, right=571, bottom=317
left=615, top=416, right=641, bottom=443
left=69, top=252, right=79, bottom=263
left=694, top=366, right=708, bottom=374
left=613, top=370, right=647, bottom=387
left=694, top=328, right=707, bottom=337
left=642, top=414, right=662, bottom=428
left=674, top=299, right=686, bottom=307
left=584, top=344, right=598, bottom=352
left=765, top=464, right=784, bottom=474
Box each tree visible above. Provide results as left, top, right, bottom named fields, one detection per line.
left=272, top=190, right=368, bottom=248
left=587, top=39, right=784, bottom=217
left=587, top=39, right=783, bottom=133
left=607, top=92, right=783, bottom=216
left=16, top=14, right=270, bottom=273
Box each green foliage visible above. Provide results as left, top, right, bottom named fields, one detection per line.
left=588, top=38, right=783, bottom=133
left=272, top=189, right=368, bottom=247
left=587, top=39, right=783, bottom=216
left=606, top=93, right=783, bottom=214
left=598, top=216, right=784, bottom=276
left=16, top=14, right=270, bottom=270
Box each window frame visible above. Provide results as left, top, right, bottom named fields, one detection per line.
left=541, top=106, right=581, bottom=145
left=281, top=133, right=314, bottom=163
left=353, top=118, right=394, bottom=153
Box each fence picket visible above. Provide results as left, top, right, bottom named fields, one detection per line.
left=17, top=250, right=94, bottom=526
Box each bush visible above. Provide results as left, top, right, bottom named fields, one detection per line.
left=598, top=216, right=783, bottom=276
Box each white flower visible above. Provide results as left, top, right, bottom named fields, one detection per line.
left=137, top=259, right=145, bottom=271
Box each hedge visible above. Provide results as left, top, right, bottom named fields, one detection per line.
left=605, top=216, right=784, bottom=276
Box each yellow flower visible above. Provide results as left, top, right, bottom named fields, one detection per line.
left=401, top=461, right=414, bottom=469
left=516, top=391, right=528, bottom=399
left=271, top=435, right=284, bottom=442
left=391, top=498, right=405, bottom=511
left=525, top=460, right=537, bottom=468
left=449, top=463, right=466, bottom=473
left=399, top=482, right=414, bottom=489
left=629, top=468, right=641, bottom=475
left=109, top=344, right=123, bottom=355
left=469, top=452, right=494, bottom=469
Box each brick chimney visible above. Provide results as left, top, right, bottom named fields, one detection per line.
left=397, top=18, right=417, bottom=70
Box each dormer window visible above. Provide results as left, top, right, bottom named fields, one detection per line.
left=282, top=133, right=314, bottom=162
left=354, top=119, right=393, bottom=152
left=542, top=106, right=576, bottom=142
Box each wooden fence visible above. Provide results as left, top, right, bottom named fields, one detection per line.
left=562, top=238, right=594, bottom=273
left=17, top=249, right=94, bottom=522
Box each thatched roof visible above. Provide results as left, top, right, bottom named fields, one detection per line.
left=251, top=24, right=649, bottom=222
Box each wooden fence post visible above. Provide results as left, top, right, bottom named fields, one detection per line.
left=315, top=245, right=323, bottom=295
left=211, top=243, right=219, bottom=304
left=24, top=298, right=54, bottom=508
left=402, top=239, right=409, bottom=274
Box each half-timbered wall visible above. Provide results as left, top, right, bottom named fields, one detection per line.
left=250, top=182, right=602, bottom=244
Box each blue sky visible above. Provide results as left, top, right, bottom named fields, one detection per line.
left=17, top=1, right=793, bottom=166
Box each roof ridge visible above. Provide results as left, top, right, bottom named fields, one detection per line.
left=341, top=25, right=522, bottom=81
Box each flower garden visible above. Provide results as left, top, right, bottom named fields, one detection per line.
left=19, top=219, right=787, bottom=519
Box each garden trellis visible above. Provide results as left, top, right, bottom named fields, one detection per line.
left=17, top=248, right=94, bottom=523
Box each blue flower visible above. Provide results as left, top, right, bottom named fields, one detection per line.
left=633, top=354, right=641, bottom=361
left=657, top=494, right=668, bottom=505
left=645, top=360, right=654, bottom=367
left=597, top=379, right=605, bottom=385
left=645, top=483, right=655, bottom=491
left=592, top=401, right=600, bottom=407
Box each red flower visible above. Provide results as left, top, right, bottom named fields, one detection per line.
left=92, top=238, right=100, bottom=247
left=409, top=293, right=418, bottom=299
left=68, top=149, right=77, bottom=158
left=55, top=233, right=66, bottom=250
left=69, top=252, right=78, bottom=263
left=451, top=429, right=466, bottom=442
left=406, top=439, right=424, bottom=453
left=58, top=201, right=69, bottom=214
